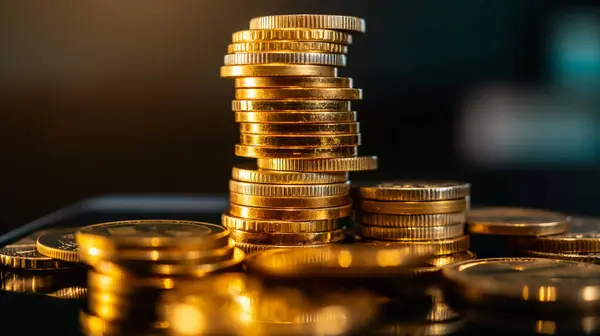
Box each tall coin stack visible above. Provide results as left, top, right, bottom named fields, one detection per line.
left=220, top=14, right=378, bottom=254
left=75, top=220, right=243, bottom=335
left=354, top=182, right=474, bottom=264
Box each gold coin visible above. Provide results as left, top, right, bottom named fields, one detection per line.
left=360, top=235, right=470, bottom=256
left=521, top=250, right=600, bottom=264
left=228, top=41, right=348, bottom=54
left=48, top=286, right=87, bottom=299
left=229, top=180, right=350, bottom=197
left=232, top=163, right=348, bottom=184
left=235, top=76, right=352, bottom=88
left=234, top=241, right=332, bottom=254
left=235, top=111, right=358, bottom=124
left=229, top=228, right=345, bottom=245
left=239, top=122, right=359, bottom=134
left=221, top=64, right=337, bottom=78
left=240, top=133, right=361, bottom=147
left=467, top=207, right=569, bottom=236
left=235, top=88, right=362, bottom=100
left=76, top=220, right=230, bottom=255
left=229, top=203, right=352, bottom=221
left=36, top=229, right=80, bottom=262
left=149, top=248, right=245, bottom=276
left=245, top=245, right=436, bottom=278
left=359, top=199, right=468, bottom=215
left=355, top=212, right=466, bottom=227
left=224, top=52, right=346, bottom=67
left=0, top=244, right=72, bottom=270
left=235, top=144, right=357, bottom=158
left=516, top=217, right=600, bottom=253
left=357, top=223, right=465, bottom=241
left=232, top=100, right=351, bottom=111
left=249, top=15, right=366, bottom=33
left=232, top=28, right=352, bottom=44
left=222, top=213, right=339, bottom=234
left=442, top=257, right=600, bottom=310
left=230, top=193, right=350, bottom=208
left=355, top=181, right=471, bottom=201
left=257, top=156, right=378, bottom=172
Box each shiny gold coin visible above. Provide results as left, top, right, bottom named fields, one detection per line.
left=230, top=193, right=350, bottom=209
left=235, top=144, right=357, bottom=158
left=355, top=181, right=471, bottom=201
left=36, top=229, right=80, bottom=262
left=234, top=241, right=332, bottom=254
left=360, top=235, right=470, bottom=256
left=224, top=52, right=346, bottom=67
left=229, top=228, right=345, bottom=245
left=250, top=15, right=366, bottom=33
left=357, top=223, right=465, bottom=241
left=228, top=41, right=348, bottom=54
left=222, top=213, right=339, bottom=234
left=257, top=156, right=378, bottom=172
left=232, top=100, right=351, bottom=112
left=239, top=122, right=359, bottom=134
left=232, top=28, right=352, bottom=44
left=235, top=76, right=352, bottom=88
left=245, top=245, right=436, bottom=278
left=232, top=163, right=348, bottom=184
left=229, top=180, right=350, bottom=197
left=236, top=88, right=362, bottom=100
left=240, top=133, right=361, bottom=147
left=236, top=111, right=357, bottom=124
left=359, top=199, right=468, bottom=215
left=521, top=250, right=600, bottom=264
left=229, top=203, right=352, bottom=221
left=149, top=248, right=245, bottom=276
left=221, top=64, right=337, bottom=78
left=442, top=258, right=600, bottom=310
left=467, top=207, right=569, bottom=236
left=48, top=286, right=87, bottom=299
left=516, top=217, right=600, bottom=253
left=355, top=212, right=466, bottom=227
left=0, top=244, right=72, bottom=270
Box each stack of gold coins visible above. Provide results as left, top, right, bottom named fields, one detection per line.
left=74, top=220, right=244, bottom=335
left=354, top=182, right=474, bottom=264
left=220, top=14, right=378, bottom=254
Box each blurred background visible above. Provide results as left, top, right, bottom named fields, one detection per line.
left=1, top=0, right=599, bottom=230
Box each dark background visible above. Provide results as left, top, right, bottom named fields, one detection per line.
left=1, top=0, right=600, bottom=231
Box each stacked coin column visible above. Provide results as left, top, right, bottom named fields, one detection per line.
left=354, top=183, right=474, bottom=262
left=220, top=14, right=377, bottom=254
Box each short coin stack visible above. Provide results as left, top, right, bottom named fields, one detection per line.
left=74, top=220, right=243, bottom=335
left=220, top=14, right=378, bottom=254
left=354, top=182, right=474, bottom=263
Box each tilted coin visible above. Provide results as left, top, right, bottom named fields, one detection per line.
left=232, top=163, right=348, bottom=184
left=222, top=214, right=339, bottom=234
left=235, top=111, right=358, bottom=124
left=236, top=88, right=362, bottom=100
left=467, top=207, right=569, bottom=236
left=229, top=228, right=346, bottom=245
left=442, top=257, right=600, bottom=311
left=224, top=52, right=346, bottom=67
left=360, top=235, right=470, bottom=256
left=257, top=156, right=378, bottom=172
left=0, top=244, right=72, bottom=270
left=355, top=212, right=466, bottom=227
left=359, top=199, right=468, bottom=215
left=231, top=100, right=351, bottom=112
left=229, top=180, right=350, bottom=197
left=229, top=193, right=351, bottom=208
left=228, top=41, right=348, bottom=54
left=235, top=76, right=352, bottom=88
left=221, top=64, right=337, bottom=78
left=250, top=14, right=366, bottom=33
left=235, top=144, right=358, bottom=158
left=36, top=229, right=80, bottom=262
left=231, top=28, right=352, bottom=44
left=229, top=203, right=352, bottom=221
left=521, top=250, right=600, bottom=264
left=357, top=223, right=465, bottom=241
left=355, top=181, right=471, bottom=201
left=240, top=133, right=361, bottom=147
left=517, top=217, right=600, bottom=253
left=239, top=122, right=360, bottom=134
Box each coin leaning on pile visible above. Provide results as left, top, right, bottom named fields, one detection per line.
left=220, top=14, right=377, bottom=254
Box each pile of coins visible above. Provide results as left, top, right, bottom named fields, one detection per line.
left=74, top=220, right=243, bottom=335
left=354, top=182, right=475, bottom=267
left=220, top=14, right=377, bottom=254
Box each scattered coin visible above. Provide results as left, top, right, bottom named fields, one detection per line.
left=36, top=229, right=80, bottom=263
left=467, top=207, right=569, bottom=236
left=517, top=216, right=600, bottom=253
